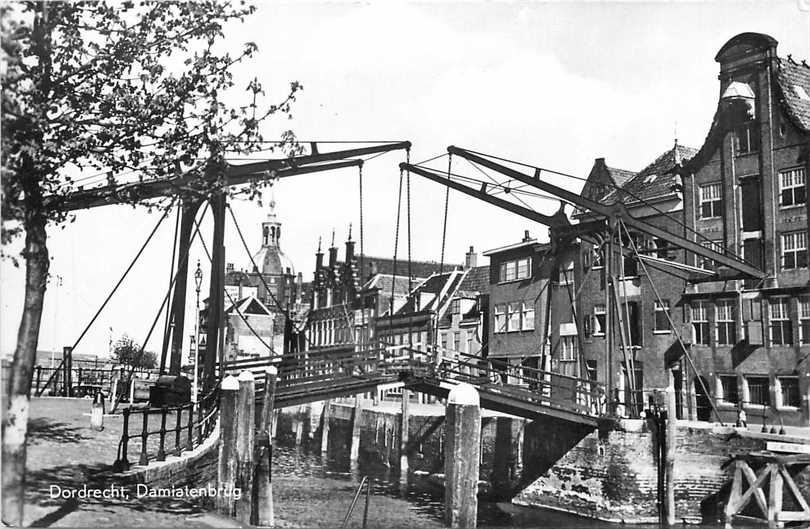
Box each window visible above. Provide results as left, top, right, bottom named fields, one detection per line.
left=453, top=332, right=461, bottom=352
left=440, top=333, right=448, bottom=350
left=700, top=239, right=724, bottom=270
left=451, top=299, right=461, bottom=315
left=559, top=336, right=578, bottom=361
left=716, top=300, right=737, bottom=345
left=653, top=238, right=673, bottom=260
left=592, top=248, right=604, bottom=269
left=558, top=261, right=574, bottom=285
left=735, top=123, right=760, bottom=155
left=719, top=375, right=739, bottom=404
left=800, top=296, right=810, bottom=344
left=747, top=376, right=770, bottom=406
left=780, top=168, right=806, bottom=207
left=778, top=377, right=800, bottom=408
left=699, top=183, right=723, bottom=219
left=499, top=257, right=531, bottom=282
left=781, top=231, right=808, bottom=270
left=770, top=298, right=793, bottom=345
left=691, top=301, right=710, bottom=345
left=466, top=335, right=473, bottom=354
left=593, top=305, right=606, bottom=336
left=494, top=304, right=506, bottom=333
left=507, top=303, right=521, bottom=332
left=654, top=301, right=671, bottom=332
left=521, top=302, right=535, bottom=331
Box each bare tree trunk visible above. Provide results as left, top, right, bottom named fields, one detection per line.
left=2, top=215, right=48, bottom=526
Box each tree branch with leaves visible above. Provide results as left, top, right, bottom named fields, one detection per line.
left=1, top=2, right=301, bottom=524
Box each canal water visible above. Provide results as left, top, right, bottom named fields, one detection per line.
left=271, top=438, right=721, bottom=529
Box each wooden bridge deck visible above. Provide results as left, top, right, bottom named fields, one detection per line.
left=219, top=344, right=607, bottom=429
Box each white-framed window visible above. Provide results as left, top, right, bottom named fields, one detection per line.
left=777, top=376, right=800, bottom=408
left=781, top=231, right=808, bottom=270
left=559, top=336, right=578, bottom=361
left=499, top=257, right=531, bottom=283
left=453, top=332, right=461, bottom=352
left=770, top=298, right=793, bottom=345
left=780, top=167, right=806, bottom=207
left=691, top=301, right=710, bottom=345
left=799, top=296, right=810, bottom=344
left=593, top=305, right=606, bottom=336
left=699, top=239, right=724, bottom=270
left=521, top=302, right=535, bottom=331
left=494, top=304, right=506, bottom=334
left=507, top=302, right=521, bottom=332
left=715, top=299, right=736, bottom=345
left=699, top=183, right=723, bottom=219
left=653, top=301, right=671, bottom=333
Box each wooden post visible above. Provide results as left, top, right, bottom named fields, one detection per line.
left=350, top=396, right=362, bottom=462
left=236, top=371, right=256, bottom=524
left=259, top=366, right=278, bottom=435
left=400, top=389, right=410, bottom=475
left=665, top=378, right=677, bottom=525
left=217, top=375, right=239, bottom=516
left=320, top=399, right=332, bottom=455
left=90, top=391, right=105, bottom=431
left=129, top=376, right=135, bottom=403
left=203, top=192, right=226, bottom=395
left=254, top=367, right=277, bottom=527
left=63, top=346, right=73, bottom=397
left=444, top=383, right=481, bottom=529
left=767, top=464, right=783, bottom=529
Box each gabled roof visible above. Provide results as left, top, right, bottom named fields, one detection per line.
left=458, top=265, right=490, bottom=294
left=776, top=57, right=810, bottom=133
left=362, top=273, right=415, bottom=296
left=224, top=295, right=273, bottom=317
left=601, top=142, right=697, bottom=205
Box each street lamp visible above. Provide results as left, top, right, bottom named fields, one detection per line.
left=193, top=260, right=203, bottom=403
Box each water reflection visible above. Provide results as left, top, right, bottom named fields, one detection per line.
left=271, top=439, right=677, bottom=529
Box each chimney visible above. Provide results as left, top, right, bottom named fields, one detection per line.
left=522, top=230, right=531, bottom=242
left=465, top=246, right=477, bottom=269
left=315, top=237, right=324, bottom=271
left=345, top=225, right=355, bottom=264
left=328, top=229, right=338, bottom=269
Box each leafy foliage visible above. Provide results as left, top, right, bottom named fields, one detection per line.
left=112, top=334, right=156, bottom=369
left=1, top=1, right=302, bottom=248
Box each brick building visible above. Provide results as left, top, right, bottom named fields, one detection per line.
left=678, top=32, right=810, bottom=425
left=575, top=142, right=697, bottom=417
left=484, top=231, right=581, bottom=383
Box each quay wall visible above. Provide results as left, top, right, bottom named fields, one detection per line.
left=278, top=401, right=810, bottom=524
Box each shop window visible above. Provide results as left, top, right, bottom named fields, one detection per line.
left=719, top=375, right=739, bottom=404
left=746, top=376, right=770, bottom=406
left=778, top=377, right=800, bottom=408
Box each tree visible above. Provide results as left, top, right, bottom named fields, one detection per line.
left=1, top=2, right=300, bottom=523
left=112, top=335, right=157, bottom=370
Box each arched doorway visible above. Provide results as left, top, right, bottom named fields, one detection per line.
left=694, top=376, right=712, bottom=421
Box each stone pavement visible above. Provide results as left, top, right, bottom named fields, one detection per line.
left=14, top=397, right=232, bottom=527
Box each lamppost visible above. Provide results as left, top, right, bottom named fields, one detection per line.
left=193, top=260, right=203, bottom=403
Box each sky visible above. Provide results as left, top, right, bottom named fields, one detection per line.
left=2, top=1, right=809, bottom=360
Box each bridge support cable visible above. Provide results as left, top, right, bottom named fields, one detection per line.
left=110, top=200, right=211, bottom=412
left=159, top=204, right=181, bottom=375
left=36, top=198, right=176, bottom=396
left=227, top=204, right=316, bottom=354
left=192, top=212, right=278, bottom=359
left=620, top=220, right=725, bottom=425
left=439, top=154, right=452, bottom=276
left=388, top=168, right=404, bottom=330
left=614, top=229, right=639, bottom=416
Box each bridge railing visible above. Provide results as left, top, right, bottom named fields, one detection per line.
left=405, top=345, right=607, bottom=417
left=113, top=387, right=219, bottom=471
